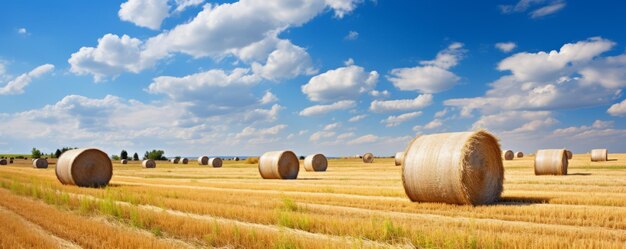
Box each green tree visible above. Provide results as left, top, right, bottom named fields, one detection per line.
left=31, top=148, right=42, bottom=159
left=143, top=150, right=166, bottom=160
left=111, top=155, right=121, bottom=160
left=120, top=150, right=128, bottom=160
left=133, top=152, right=139, bottom=161
left=54, top=149, right=62, bottom=158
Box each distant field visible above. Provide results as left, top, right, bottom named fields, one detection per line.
left=0, top=154, right=624, bottom=248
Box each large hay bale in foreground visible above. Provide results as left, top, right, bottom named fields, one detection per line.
left=534, top=149, right=568, bottom=175
left=258, top=151, right=299, bottom=179
left=565, top=150, right=573, bottom=159
left=591, top=149, right=608, bottom=162
left=56, top=148, right=112, bottom=188
left=502, top=150, right=514, bottom=160
left=362, top=153, right=374, bottom=163
left=516, top=152, right=524, bottom=158
left=198, top=156, right=209, bottom=165
left=180, top=158, right=189, bottom=164
left=394, top=152, right=405, bottom=166
left=120, top=159, right=128, bottom=164
left=304, top=154, right=327, bottom=172
left=402, top=131, right=504, bottom=205
left=208, top=157, right=222, bottom=168
left=0, top=159, right=7, bottom=165
left=142, top=159, right=156, bottom=168
left=32, top=158, right=48, bottom=169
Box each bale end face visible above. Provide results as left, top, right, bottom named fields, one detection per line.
left=402, top=130, right=504, bottom=205
left=180, top=158, right=189, bottom=164
left=304, top=154, right=327, bottom=172
left=120, top=159, right=128, bottom=164
left=259, top=151, right=299, bottom=179
left=516, top=152, right=524, bottom=158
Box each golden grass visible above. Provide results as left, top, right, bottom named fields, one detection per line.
left=0, top=154, right=624, bottom=248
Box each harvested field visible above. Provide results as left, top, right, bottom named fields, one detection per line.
left=0, top=154, right=624, bottom=248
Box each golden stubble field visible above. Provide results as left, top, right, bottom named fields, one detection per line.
left=0, top=154, right=624, bottom=248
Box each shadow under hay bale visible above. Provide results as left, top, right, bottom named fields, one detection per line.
left=56, top=148, right=112, bottom=188
left=259, top=151, right=299, bottom=179
left=304, top=154, right=327, bottom=172
left=402, top=130, right=504, bottom=205
left=534, top=149, right=568, bottom=175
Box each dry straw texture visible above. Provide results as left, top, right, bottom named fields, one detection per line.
left=394, top=152, right=405, bottom=166
left=197, top=156, right=209, bottom=165
left=362, top=153, right=374, bottom=163
left=304, top=154, right=327, bottom=172
left=258, top=151, right=299, bottom=179
left=142, top=159, right=156, bottom=168
left=516, top=152, right=524, bottom=158
left=402, top=130, right=504, bottom=205
left=120, top=159, right=128, bottom=164
left=534, top=149, right=568, bottom=175
left=565, top=150, right=573, bottom=159
left=181, top=158, right=189, bottom=164
left=590, top=149, right=608, bottom=162
left=502, top=150, right=514, bottom=160
left=55, top=148, right=113, bottom=187
left=0, top=159, right=6, bottom=165
left=32, top=158, right=48, bottom=169
left=208, top=157, right=223, bottom=168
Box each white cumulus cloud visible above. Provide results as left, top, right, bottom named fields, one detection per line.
left=495, top=42, right=517, bottom=53
left=381, top=111, right=421, bottom=127
left=299, top=100, right=356, bottom=116
left=0, top=64, right=54, bottom=95
left=119, top=0, right=170, bottom=30
left=387, top=42, right=465, bottom=93
left=369, top=94, right=433, bottom=113
left=302, top=64, right=378, bottom=102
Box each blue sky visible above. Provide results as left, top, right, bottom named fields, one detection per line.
left=1, top=0, right=626, bottom=157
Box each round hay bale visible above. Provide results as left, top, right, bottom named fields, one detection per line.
left=304, top=154, right=327, bottom=172
left=565, top=150, right=573, bottom=159
left=502, top=150, right=514, bottom=160
left=55, top=148, right=112, bottom=188
left=142, top=159, right=156, bottom=168
left=0, top=159, right=7, bottom=165
left=9, top=159, right=13, bottom=164
left=516, top=152, right=524, bottom=158
left=591, top=149, right=608, bottom=162
left=120, top=159, right=128, bottom=164
left=362, top=153, right=374, bottom=163
left=32, top=158, right=48, bottom=169
left=234, top=157, right=240, bottom=161
left=258, top=151, right=299, bottom=179
left=180, top=158, right=189, bottom=164
left=534, top=149, right=568, bottom=175
left=394, top=152, right=405, bottom=166
left=170, top=158, right=180, bottom=164
left=198, top=156, right=209, bottom=165
left=402, top=131, right=504, bottom=205
left=208, top=157, right=223, bottom=168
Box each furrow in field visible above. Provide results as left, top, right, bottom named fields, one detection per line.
left=0, top=204, right=80, bottom=249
